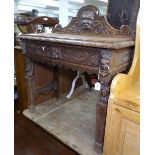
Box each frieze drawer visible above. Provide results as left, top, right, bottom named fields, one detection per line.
left=26, top=42, right=100, bottom=69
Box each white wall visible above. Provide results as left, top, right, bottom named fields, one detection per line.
left=14, top=0, right=108, bottom=26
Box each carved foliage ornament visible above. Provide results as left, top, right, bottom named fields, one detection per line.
left=54, top=5, right=130, bottom=36
left=100, top=79, right=110, bottom=103
left=99, top=50, right=112, bottom=77
left=26, top=43, right=100, bottom=68
left=25, top=57, right=33, bottom=78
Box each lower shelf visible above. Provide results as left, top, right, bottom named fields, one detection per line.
left=23, top=87, right=102, bottom=155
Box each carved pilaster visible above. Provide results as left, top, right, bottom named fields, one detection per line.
left=94, top=50, right=112, bottom=152
left=25, top=57, right=35, bottom=112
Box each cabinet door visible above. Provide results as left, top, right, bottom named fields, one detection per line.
left=121, top=121, right=140, bottom=155
left=103, top=100, right=140, bottom=155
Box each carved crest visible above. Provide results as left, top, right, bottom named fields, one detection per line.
left=54, top=5, right=130, bottom=36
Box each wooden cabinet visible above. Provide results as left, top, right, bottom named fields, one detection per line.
left=103, top=14, right=140, bottom=155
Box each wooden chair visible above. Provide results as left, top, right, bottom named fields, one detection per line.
left=28, top=16, right=58, bottom=33
left=103, top=12, right=140, bottom=155
left=14, top=15, right=34, bottom=33
left=15, top=15, right=58, bottom=34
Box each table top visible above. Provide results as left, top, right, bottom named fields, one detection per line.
left=19, top=33, right=135, bottom=49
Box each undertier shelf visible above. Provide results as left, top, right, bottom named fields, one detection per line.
left=23, top=87, right=102, bottom=155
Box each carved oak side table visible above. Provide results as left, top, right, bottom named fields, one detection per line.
left=19, top=5, right=135, bottom=153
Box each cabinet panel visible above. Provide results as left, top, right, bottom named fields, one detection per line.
left=122, top=128, right=140, bottom=155
left=103, top=100, right=140, bottom=155
left=116, top=120, right=140, bottom=155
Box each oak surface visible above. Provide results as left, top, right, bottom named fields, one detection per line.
left=23, top=87, right=101, bottom=155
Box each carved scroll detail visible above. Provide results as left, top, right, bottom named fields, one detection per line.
left=54, top=5, right=130, bottom=36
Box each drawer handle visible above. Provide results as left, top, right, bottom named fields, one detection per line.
left=42, top=46, right=45, bottom=51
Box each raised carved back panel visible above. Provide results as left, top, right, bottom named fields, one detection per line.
left=54, top=5, right=131, bottom=36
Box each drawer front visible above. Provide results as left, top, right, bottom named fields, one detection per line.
left=26, top=42, right=100, bottom=68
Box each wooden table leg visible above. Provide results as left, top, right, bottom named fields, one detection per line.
left=25, top=57, right=36, bottom=112
left=94, top=76, right=111, bottom=152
